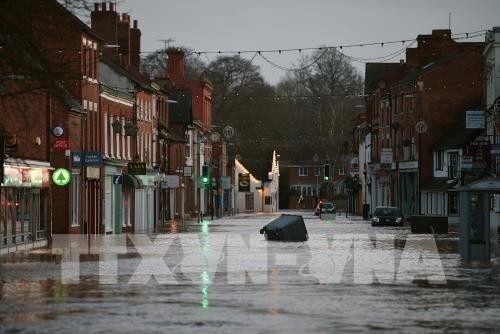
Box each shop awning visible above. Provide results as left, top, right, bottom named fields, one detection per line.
left=420, top=178, right=458, bottom=191
left=123, top=174, right=144, bottom=188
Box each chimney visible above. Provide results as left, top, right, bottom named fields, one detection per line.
left=91, top=2, right=119, bottom=61
left=117, top=14, right=131, bottom=67
left=167, top=48, right=185, bottom=84
left=130, top=19, right=141, bottom=72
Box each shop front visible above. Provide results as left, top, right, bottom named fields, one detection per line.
left=135, top=174, right=156, bottom=233
left=103, top=163, right=125, bottom=234
left=1, top=163, right=51, bottom=252
left=399, top=161, right=419, bottom=219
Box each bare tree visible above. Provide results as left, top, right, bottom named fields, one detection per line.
left=141, top=48, right=206, bottom=81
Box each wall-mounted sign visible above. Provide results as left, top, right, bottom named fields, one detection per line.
left=128, top=162, right=146, bottom=175
left=86, top=167, right=100, bottom=179
left=71, top=152, right=82, bottom=167
left=52, top=126, right=64, bottom=137
left=52, top=168, right=71, bottom=186
left=84, top=151, right=103, bottom=166
left=238, top=173, right=250, bottom=192
left=399, top=161, right=419, bottom=170
left=161, top=175, right=180, bottom=188
left=220, top=176, right=231, bottom=190
left=415, top=120, right=428, bottom=134
left=112, top=175, right=123, bottom=185
left=491, top=144, right=500, bottom=157
left=183, top=166, right=192, bottom=177
left=380, top=148, right=393, bottom=164
left=462, top=156, right=473, bottom=170
left=223, top=126, right=235, bottom=139
left=466, top=111, right=485, bottom=129
left=53, top=139, right=69, bottom=151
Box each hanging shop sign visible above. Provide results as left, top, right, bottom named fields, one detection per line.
left=238, top=173, right=250, bottom=192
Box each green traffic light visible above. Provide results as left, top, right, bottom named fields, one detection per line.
left=324, top=176, right=329, bottom=181
left=203, top=177, right=209, bottom=183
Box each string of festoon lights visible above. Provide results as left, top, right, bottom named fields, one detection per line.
left=173, top=29, right=488, bottom=56
left=103, top=78, right=482, bottom=102
left=92, top=29, right=488, bottom=101
left=182, top=29, right=486, bottom=74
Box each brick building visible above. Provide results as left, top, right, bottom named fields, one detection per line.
left=166, top=49, right=213, bottom=218
left=365, top=29, right=484, bottom=218
left=91, top=2, right=168, bottom=233
left=0, top=0, right=103, bottom=252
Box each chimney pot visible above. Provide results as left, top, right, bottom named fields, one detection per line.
left=101, top=2, right=106, bottom=11
left=94, top=3, right=99, bottom=11
left=133, top=20, right=138, bottom=29
left=110, top=2, right=115, bottom=12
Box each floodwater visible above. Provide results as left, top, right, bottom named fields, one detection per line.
left=1, top=211, right=500, bottom=333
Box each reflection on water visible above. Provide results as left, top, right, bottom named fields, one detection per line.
left=1, top=215, right=499, bottom=333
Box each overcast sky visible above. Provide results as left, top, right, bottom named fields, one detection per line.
left=119, top=0, right=500, bottom=85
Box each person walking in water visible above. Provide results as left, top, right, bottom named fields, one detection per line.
left=297, top=193, right=305, bottom=209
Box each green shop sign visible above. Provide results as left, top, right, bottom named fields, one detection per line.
left=52, top=168, right=71, bottom=186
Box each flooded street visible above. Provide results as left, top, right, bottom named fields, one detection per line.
left=1, top=211, right=500, bottom=333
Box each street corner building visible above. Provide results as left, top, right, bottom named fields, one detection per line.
left=0, top=0, right=243, bottom=253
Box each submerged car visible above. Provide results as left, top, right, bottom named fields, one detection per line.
left=314, top=202, right=336, bottom=216
left=371, top=206, right=404, bottom=226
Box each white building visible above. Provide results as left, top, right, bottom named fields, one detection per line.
left=233, top=151, right=279, bottom=213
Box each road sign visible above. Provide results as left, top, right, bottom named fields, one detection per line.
left=112, top=175, right=123, bottom=185
left=52, top=168, right=71, bottom=186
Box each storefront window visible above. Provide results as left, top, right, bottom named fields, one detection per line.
left=0, top=186, right=48, bottom=247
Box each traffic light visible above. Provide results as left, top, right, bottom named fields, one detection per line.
left=323, top=164, right=330, bottom=181
left=202, top=165, right=210, bottom=187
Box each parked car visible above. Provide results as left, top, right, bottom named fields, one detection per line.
left=314, top=201, right=336, bottom=216
left=371, top=206, right=404, bottom=226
